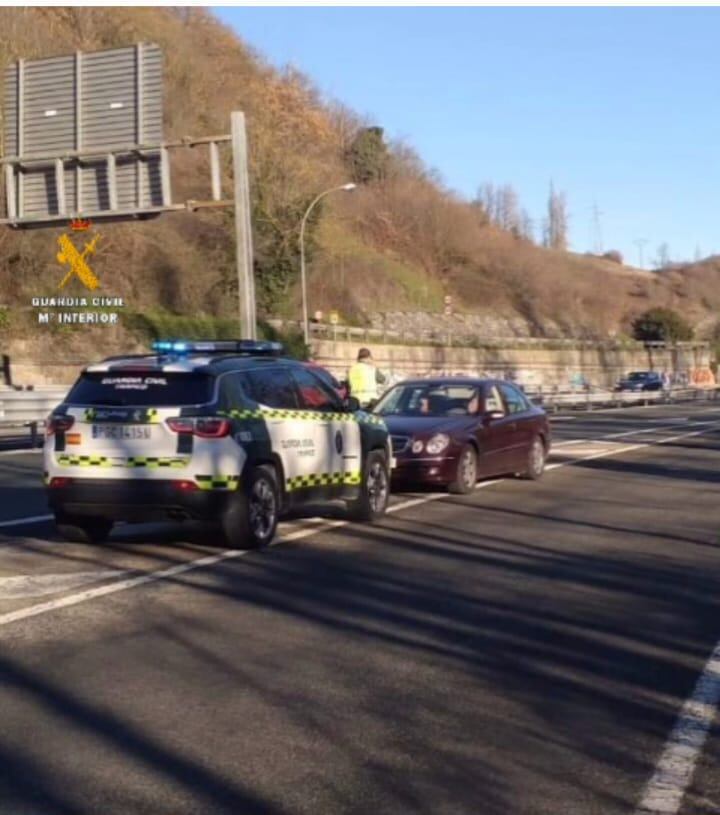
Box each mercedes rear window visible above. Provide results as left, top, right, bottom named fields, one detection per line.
left=65, top=372, right=214, bottom=407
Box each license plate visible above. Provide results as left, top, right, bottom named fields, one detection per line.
left=91, top=425, right=151, bottom=440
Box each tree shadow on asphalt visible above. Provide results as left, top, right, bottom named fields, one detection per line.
left=2, top=473, right=720, bottom=812
left=65, top=495, right=717, bottom=815
left=0, top=652, right=289, bottom=815
left=572, top=456, right=720, bottom=484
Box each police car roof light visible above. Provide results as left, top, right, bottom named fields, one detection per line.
left=151, top=339, right=285, bottom=356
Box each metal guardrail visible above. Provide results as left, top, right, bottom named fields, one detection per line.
left=528, top=387, right=720, bottom=412
left=271, top=319, right=710, bottom=352
left=0, top=388, right=68, bottom=446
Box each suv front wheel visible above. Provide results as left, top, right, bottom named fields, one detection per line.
left=221, top=464, right=280, bottom=549
left=346, top=450, right=390, bottom=523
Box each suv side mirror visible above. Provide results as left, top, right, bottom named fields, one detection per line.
left=344, top=396, right=361, bottom=412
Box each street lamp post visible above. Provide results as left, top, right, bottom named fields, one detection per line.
left=299, top=182, right=356, bottom=346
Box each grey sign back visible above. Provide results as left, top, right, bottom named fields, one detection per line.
left=3, top=42, right=166, bottom=224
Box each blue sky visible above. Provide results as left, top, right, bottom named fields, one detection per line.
left=215, top=7, right=720, bottom=267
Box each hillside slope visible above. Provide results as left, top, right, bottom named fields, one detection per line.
left=0, top=7, right=715, bottom=343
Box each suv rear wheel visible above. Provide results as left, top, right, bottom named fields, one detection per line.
left=55, top=513, right=113, bottom=544
left=346, top=450, right=389, bottom=523
left=221, top=464, right=279, bottom=549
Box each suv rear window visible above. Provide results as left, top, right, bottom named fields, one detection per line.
left=66, top=372, right=214, bottom=407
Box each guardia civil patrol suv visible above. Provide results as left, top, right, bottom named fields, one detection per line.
left=44, top=340, right=391, bottom=548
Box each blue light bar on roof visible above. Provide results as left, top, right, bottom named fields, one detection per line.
left=151, top=339, right=285, bottom=356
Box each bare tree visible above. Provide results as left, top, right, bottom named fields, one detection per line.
left=475, top=183, right=497, bottom=224
left=653, top=242, right=671, bottom=270
left=543, top=182, right=568, bottom=250
left=519, top=209, right=534, bottom=243
left=496, top=184, right=521, bottom=233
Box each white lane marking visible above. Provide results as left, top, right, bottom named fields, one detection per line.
left=546, top=425, right=718, bottom=473
left=0, top=514, right=52, bottom=529
left=0, top=422, right=717, bottom=630
left=635, top=643, right=720, bottom=814
left=0, top=570, right=130, bottom=599
left=0, top=552, right=247, bottom=627
left=0, top=449, right=43, bottom=457
left=548, top=401, right=720, bottom=416
left=552, top=420, right=717, bottom=448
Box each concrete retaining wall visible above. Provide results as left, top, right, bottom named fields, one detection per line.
left=1, top=336, right=712, bottom=390
left=313, top=340, right=712, bottom=389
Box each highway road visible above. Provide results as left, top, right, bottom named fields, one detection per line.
left=1, top=402, right=719, bottom=814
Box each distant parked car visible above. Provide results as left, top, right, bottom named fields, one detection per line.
left=374, top=377, right=551, bottom=494
left=614, top=371, right=663, bottom=392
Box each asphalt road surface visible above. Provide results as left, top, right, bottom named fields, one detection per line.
left=1, top=402, right=720, bottom=815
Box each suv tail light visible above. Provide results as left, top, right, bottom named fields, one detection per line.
left=194, top=418, right=231, bottom=438
left=166, top=417, right=231, bottom=439
left=46, top=415, right=75, bottom=437
left=166, top=418, right=194, bottom=434
left=49, top=477, right=73, bottom=488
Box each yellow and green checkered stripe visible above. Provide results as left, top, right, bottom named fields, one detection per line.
left=57, top=454, right=113, bottom=467
left=57, top=455, right=189, bottom=469
left=286, top=471, right=361, bottom=491
left=220, top=408, right=385, bottom=426
left=195, top=475, right=241, bottom=491
left=125, top=456, right=187, bottom=468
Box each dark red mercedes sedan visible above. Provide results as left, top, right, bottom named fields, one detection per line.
left=374, top=377, right=551, bottom=493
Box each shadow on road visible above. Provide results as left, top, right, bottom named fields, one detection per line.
left=1, top=434, right=720, bottom=813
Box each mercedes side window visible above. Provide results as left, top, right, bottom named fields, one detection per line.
left=484, top=385, right=506, bottom=415
left=292, top=366, right=342, bottom=412
left=499, top=382, right=530, bottom=415
left=243, top=368, right=299, bottom=409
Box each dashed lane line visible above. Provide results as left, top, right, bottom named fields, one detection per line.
left=635, top=641, right=720, bottom=814
left=0, top=570, right=131, bottom=600
left=552, top=418, right=718, bottom=447
left=0, top=514, right=52, bottom=529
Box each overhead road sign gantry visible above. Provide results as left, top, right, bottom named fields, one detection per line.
left=2, top=43, right=171, bottom=227
left=1, top=42, right=257, bottom=338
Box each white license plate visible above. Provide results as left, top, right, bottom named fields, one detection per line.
left=91, top=425, right=151, bottom=440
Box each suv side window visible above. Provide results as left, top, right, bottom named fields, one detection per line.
left=292, top=366, right=343, bottom=412
left=217, top=372, right=249, bottom=411
left=243, top=367, right=299, bottom=409
left=499, top=382, right=530, bottom=415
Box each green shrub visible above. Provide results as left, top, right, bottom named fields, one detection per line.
left=632, top=307, right=694, bottom=342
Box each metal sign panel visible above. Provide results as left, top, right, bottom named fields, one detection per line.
left=2, top=43, right=167, bottom=226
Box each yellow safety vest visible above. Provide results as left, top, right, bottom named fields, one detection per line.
left=348, top=361, right=379, bottom=407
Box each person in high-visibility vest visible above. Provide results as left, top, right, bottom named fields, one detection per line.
left=348, top=348, right=386, bottom=408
